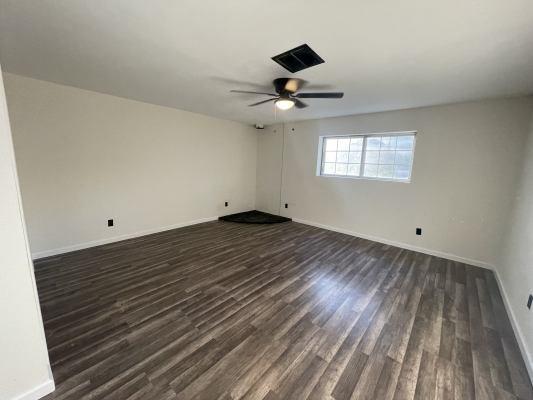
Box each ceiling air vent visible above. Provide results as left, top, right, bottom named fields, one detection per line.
left=271, top=44, right=325, bottom=73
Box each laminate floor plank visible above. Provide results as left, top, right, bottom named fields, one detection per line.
left=33, top=221, right=532, bottom=400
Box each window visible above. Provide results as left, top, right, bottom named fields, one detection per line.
left=319, top=132, right=416, bottom=182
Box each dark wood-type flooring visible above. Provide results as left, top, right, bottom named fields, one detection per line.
left=34, top=221, right=533, bottom=400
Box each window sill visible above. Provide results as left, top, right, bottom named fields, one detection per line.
left=318, top=174, right=411, bottom=183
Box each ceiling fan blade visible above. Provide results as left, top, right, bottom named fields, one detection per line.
left=273, top=78, right=307, bottom=94
left=230, top=90, right=278, bottom=96
left=295, top=92, right=344, bottom=98
left=248, top=98, right=277, bottom=107
left=293, top=99, right=308, bottom=109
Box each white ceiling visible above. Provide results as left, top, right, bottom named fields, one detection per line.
left=1, top=0, right=532, bottom=125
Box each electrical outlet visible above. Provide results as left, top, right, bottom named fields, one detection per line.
left=107, top=219, right=114, bottom=227
left=416, top=227, right=422, bottom=235
left=225, top=201, right=228, bottom=207
left=285, top=203, right=288, bottom=209
left=527, top=294, right=532, bottom=310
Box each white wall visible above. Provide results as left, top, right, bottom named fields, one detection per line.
left=0, top=67, right=54, bottom=399
left=257, top=98, right=533, bottom=268
left=4, top=73, right=257, bottom=258
left=256, top=124, right=283, bottom=215
left=498, top=115, right=533, bottom=377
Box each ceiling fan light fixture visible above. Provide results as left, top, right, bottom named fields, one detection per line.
left=275, top=98, right=295, bottom=110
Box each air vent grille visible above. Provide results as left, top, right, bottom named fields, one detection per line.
left=271, top=44, right=324, bottom=73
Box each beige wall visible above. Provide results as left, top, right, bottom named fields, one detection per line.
left=257, top=98, right=533, bottom=268
left=0, top=68, right=53, bottom=399
left=4, top=73, right=258, bottom=257
left=498, top=115, right=533, bottom=377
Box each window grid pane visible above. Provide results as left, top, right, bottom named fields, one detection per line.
left=321, top=134, right=415, bottom=181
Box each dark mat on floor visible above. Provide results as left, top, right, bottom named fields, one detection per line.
left=219, top=210, right=291, bottom=224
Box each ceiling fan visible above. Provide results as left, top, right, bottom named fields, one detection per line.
left=230, top=78, right=343, bottom=110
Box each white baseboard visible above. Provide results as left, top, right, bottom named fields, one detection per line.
left=32, top=216, right=218, bottom=260
left=292, top=218, right=494, bottom=270
left=493, top=270, right=533, bottom=382
left=11, top=365, right=54, bottom=400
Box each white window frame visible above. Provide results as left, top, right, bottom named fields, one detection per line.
left=317, top=131, right=417, bottom=183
